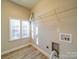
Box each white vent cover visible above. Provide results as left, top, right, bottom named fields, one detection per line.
left=59, top=33, right=72, bottom=43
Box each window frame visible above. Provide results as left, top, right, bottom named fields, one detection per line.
left=9, top=18, right=30, bottom=41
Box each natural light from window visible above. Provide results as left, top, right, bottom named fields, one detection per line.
left=22, top=21, right=30, bottom=38
left=10, top=19, right=20, bottom=40
left=10, top=19, right=30, bottom=41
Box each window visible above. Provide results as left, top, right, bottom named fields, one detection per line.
left=10, top=19, right=30, bottom=41
left=22, top=21, right=30, bottom=38
left=10, top=19, right=20, bottom=40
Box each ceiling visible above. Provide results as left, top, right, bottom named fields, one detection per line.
left=10, top=0, right=40, bottom=9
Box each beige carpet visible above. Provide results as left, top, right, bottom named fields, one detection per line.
left=1, top=45, right=48, bottom=59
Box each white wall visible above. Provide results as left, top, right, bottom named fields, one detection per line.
left=1, top=0, right=30, bottom=53
left=32, top=0, right=77, bottom=59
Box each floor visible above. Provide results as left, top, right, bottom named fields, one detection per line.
left=1, top=45, right=48, bottom=59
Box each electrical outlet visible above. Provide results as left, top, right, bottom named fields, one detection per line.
left=46, top=46, right=49, bottom=49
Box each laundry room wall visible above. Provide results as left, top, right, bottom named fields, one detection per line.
left=31, top=0, right=77, bottom=59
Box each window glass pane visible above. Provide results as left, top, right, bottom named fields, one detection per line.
left=10, top=19, right=20, bottom=40
left=22, top=21, right=30, bottom=38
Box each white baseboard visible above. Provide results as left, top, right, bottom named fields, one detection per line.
left=31, top=43, right=50, bottom=57
left=1, top=43, right=49, bottom=58
left=1, top=43, right=32, bottom=55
